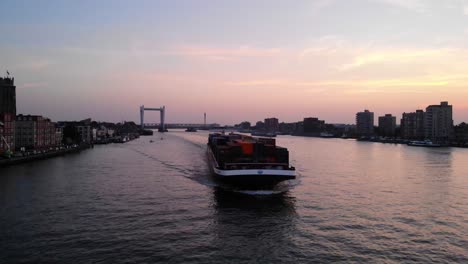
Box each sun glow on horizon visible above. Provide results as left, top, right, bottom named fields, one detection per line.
left=2, top=0, right=468, bottom=124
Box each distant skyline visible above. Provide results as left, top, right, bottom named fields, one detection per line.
left=1, top=0, right=468, bottom=125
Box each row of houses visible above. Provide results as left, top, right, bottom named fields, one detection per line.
left=1, top=114, right=96, bottom=152
left=1, top=75, right=97, bottom=155
left=16, top=114, right=63, bottom=150
left=1, top=114, right=124, bottom=150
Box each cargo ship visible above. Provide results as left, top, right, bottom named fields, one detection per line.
left=207, top=133, right=295, bottom=188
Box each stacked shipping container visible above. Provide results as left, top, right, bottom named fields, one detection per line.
left=208, top=133, right=289, bottom=169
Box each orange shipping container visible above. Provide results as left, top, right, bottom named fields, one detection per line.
left=240, top=142, right=254, bottom=155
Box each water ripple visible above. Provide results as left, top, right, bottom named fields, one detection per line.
left=1, top=133, right=468, bottom=263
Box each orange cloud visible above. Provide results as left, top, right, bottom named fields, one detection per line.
left=226, top=74, right=468, bottom=89
left=373, top=0, right=426, bottom=12
left=339, top=49, right=455, bottom=70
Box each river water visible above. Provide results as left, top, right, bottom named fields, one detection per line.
left=1, top=131, right=467, bottom=263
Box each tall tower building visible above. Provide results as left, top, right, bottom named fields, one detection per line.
left=0, top=75, right=16, bottom=153
left=401, top=110, right=425, bottom=140
left=378, top=114, right=396, bottom=137
left=425, top=102, right=453, bottom=143
left=264, top=117, right=279, bottom=132
left=356, top=110, right=374, bottom=137
left=303, top=117, right=325, bottom=134
left=0, top=76, right=16, bottom=115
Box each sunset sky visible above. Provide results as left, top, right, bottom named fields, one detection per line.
left=1, top=0, right=468, bottom=125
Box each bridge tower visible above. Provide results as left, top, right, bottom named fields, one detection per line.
left=140, top=105, right=166, bottom=132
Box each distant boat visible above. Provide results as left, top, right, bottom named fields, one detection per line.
left=149, top=140, right=154, bottom=143
left=139, top=129, right=154, bottom=136
left=320, top=132, right=334, bottom=138
left=185, top=127, right=197, bottom=132
left=251, top=131, right=277, bottom=137
left=407, top=140, right=441, bottom=147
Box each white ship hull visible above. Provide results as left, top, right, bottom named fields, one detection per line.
left=207, top=147, right=295, bottom=188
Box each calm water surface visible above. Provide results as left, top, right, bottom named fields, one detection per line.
left=1, top=131, right=468, bottom=263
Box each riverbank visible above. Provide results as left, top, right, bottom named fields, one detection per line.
left=0, top=145, right=91, bottom=168
left=1, top=133, right=141, bottom=168
left=287, top=133, right=468, bottom=148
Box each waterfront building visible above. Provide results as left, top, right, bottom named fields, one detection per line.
left=0, top=77, right=16, bottom=116
left=454, top=123, right=468, bottom=145
left=94, top=125, right=115, bottom=140
left=378, top=114, right=396, bottom=137
left=425, top=102, right=453, bottom=144
left=356, top=110, right=374, bottom=137
left=303, top=117, right=325, bottom=134
left=45, top=121, right=54, bottom=147
left=0, top=122, right=3, bottom=152
left=15, top=115, right=35, bottom=149
left=264, top=117, right=279, bottom=132
left=55, top=126, right=63, bottom=146
left=401, top=110, right=425, bottom=140
left=15, top=115, right=61, bottom=150
left=58, top=121, right=92, bottom=144
left=330, top=124, right=356, bottom=137
left=239, top=121, right=251, bottom=130
left=234, top=121, right=251, bottom=130
left=255, top=121, right=265, bottom=130
left=278, top=122, right=297, bottom=134
left=0, top=113, right=15, bottom=153
left=77, top=125, right=92, bottom=143
left=293, top=121, right=304, bottom=135
left=46, top=121, right=61, bottom=147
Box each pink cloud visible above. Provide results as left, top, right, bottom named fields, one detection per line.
left=166, top=45, right=282, bottom=61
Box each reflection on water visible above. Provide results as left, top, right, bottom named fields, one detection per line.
left=1, top=131, right=468, bottom=263
left=211, top=188, right=298, bottom=263
left=421, top=147, right=453, bottom=176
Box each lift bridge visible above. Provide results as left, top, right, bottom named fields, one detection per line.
left=140, top=106, right=216, bottom=131
left=140, top=105, right=165, bottom=131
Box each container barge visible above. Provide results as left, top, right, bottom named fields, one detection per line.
left=207, top=133, right=295, bottom=188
